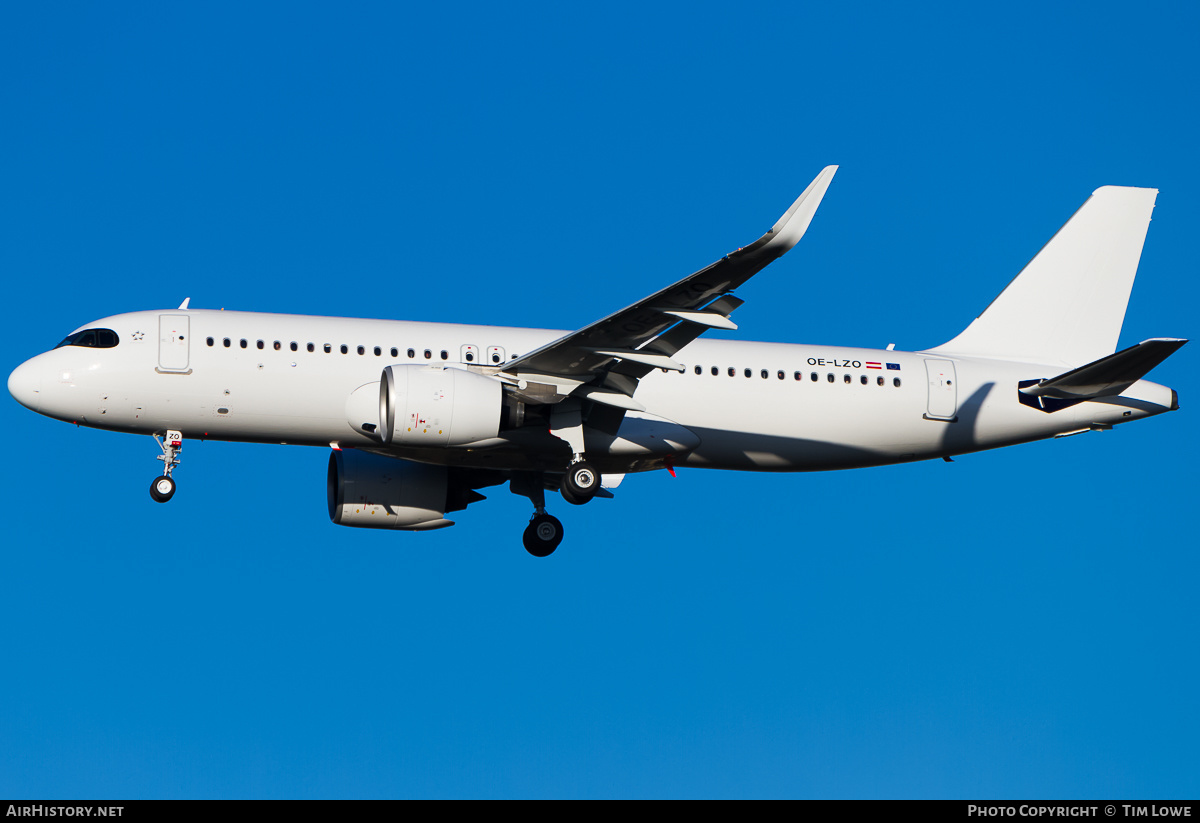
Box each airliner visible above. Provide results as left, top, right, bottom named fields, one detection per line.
left=7, top=167, right=1185, bottom=556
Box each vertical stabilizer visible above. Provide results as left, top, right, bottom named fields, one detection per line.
left=930, top=185, right=1157, bottom=368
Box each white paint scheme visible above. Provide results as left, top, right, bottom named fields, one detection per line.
left=7, top=170, right=1183, bottom=553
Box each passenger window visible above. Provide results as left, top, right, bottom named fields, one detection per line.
left=860, top=375, right=867, bottom=385
left=340, top=345, right=348, bottom=354
left=794, top=371, right=802, bottom=381
left=407, top=348, right=415, bottom=358
left=374, top=346, right=381, bottom=356
left=827, top=373, right=834, bottom=383
left=239, top=339, right=247, bottom=348
left=894, top=377, right=902, bottom=387
left=728, top=367, right=735, bottom=377
left=324, top=344, right=332, bottom=353
left=424, top=349, right=432, bottom=360
left=290, top=342, right=298, bottom=352
left=440, top=350, right=448, bottom=361
left=877, top=376, right=884, bottom=386
left=257, top=340, right=265, bottom=350
left=307, top=343, right=314, bottom=353
left=391, top=347, right=398, bottom=358
left=694, top=365, right=702, bottom=375
left=777, top=370, right=785, bottom=380
left=744, top=368, right=752, bottom=378
left=844, top=374, right=851, bottom=384
left=273, top=341, right=282, bottom=351
left=711, top=366, right=718, bottom=376
left=760, top=369, right=768, bottom=379
left=223, top=338, right=231, bottom=348
left=206, top=337, right=214, bottom=347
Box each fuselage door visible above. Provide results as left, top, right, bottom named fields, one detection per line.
left=924, top=359, right=957, bottom=421
left=158, top=314, right=191, bottom=373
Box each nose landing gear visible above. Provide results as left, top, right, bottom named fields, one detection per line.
left=150, top=430, right=182, bottom=503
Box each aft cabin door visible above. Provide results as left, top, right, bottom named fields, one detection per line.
left=924, top=359, right=957, bottom=421
left=158, top=314, right=191, bottom=373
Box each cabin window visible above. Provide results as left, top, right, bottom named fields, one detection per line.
left=257, top=340, right=265, bottom=350
left=355, top=345, right=364, bottom=355
left=877, top=376, right=884, bottom=386
left=728, top=367, right=735, bottom=377
left=340, top=345, right=348, bottom=354
left=810, top=372, right=818, bottom=382
left=777, top=370, right=785, bottom=380
left=391, top=347, right=398, bottom=358
left=760, top=369, right=768, bottom=379
left=374, top=346, right=381, bottom=356
left=860, top=375, right=868, bottom=385
left=239, top=339, right=247, bottom=348
left=711, top=366, right=718, bottom=376
left=894, top=377, right=902, bottom=387
left=206, top=337, right=214, bottom=346
left=407, top=348, right=415, bottom=358
left=440, top=350, right=448, bottom=361
left=424, top=349, right=432, bottom=360
left=307, top=343, right=315, bottom=353
left=223, top=338, right=231, bottom=348
left=273, top=341, right=282, bottom=351
left=324, top=344, right=332, bottom=353
left=844, top=374, right=852, bottom=384
left=827, top=373, right=834, bottom=383
left=290, top=342, right=298, bottom=352
left=794, top=371, right=802, bottom=381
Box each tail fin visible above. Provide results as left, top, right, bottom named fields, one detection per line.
left=930, top=185, right=1158, bottom=368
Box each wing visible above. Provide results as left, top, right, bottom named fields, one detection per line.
left=501, top=165, right=838, bottom=408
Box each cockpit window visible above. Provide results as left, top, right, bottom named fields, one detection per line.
left=55, top=328, right=119, bottom=349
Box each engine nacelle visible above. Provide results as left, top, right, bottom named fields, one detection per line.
left=378, top=364, right=502, bottom=447
left=327, top=449, right=453, bottom=530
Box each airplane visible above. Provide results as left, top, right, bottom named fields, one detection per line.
left=7, top=166, right=1186, bottom=556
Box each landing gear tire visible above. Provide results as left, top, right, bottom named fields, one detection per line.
left=150, top=475, right=176, bottom=503
left=562, top=461, right=599, bottom=505
left=523, top=513, right=563, bottom=557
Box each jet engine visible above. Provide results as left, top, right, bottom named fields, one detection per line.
left=327, top=448, right=462, bottom=530
left=378, top=364, right=503, bottom=447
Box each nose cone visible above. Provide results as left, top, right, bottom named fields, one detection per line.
left=8, top=358, right=43, bottom=413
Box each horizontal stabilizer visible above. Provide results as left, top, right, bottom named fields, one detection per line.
left=1020, top=338, right=1186, bottom=400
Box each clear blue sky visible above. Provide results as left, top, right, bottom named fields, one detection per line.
left=2, top=1, right=1196, bottom=799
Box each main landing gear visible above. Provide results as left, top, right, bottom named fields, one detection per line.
left=523, top=512, right=564, bottom=557
left=513, top=459, right=604, bottom=557
left=561, top=460, right=599, bottom=505
left=149, top=430, right=182, bottom=503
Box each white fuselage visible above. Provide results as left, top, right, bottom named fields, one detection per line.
left=8, top=308, right=1177, bottom=474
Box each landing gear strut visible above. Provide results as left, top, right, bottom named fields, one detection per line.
left=150, top=430, right=182, bottom=503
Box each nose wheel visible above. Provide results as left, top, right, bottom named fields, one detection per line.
left=150, top=430, right=183, bottom=503
left=150, top=475, right=176, bottom=503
